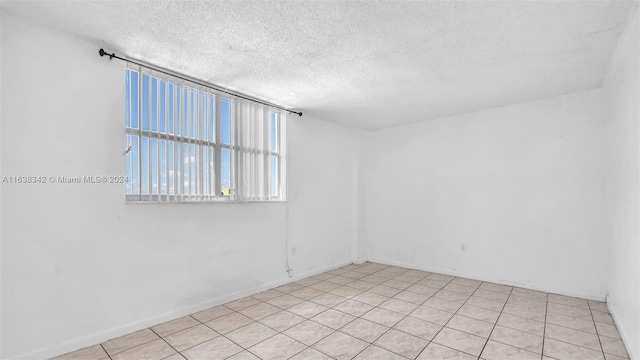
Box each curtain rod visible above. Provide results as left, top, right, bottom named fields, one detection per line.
left=98, top=48, right=302, bottom=117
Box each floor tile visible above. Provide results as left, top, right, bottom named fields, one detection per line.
left=451, top=278, right=482, bottom=287
left=226, top=351, right=260, bottom=360
left=547, top=302, right=592, bottom=320
left=604, top=353, right=629, bottom=360
left=191, top=305, right=234, bottom=323
left=311, top=293, right=349, bottom=307
left=446, top=314, right=494, bottom=338
left=288, top=301, right=329, bottom=318
left=595, top=322, right=621, bottom=339
left=507, top=294, right=547, bottom=308
left=481, top=340, right=539, bottom=360
left=345, top=280, right=376, bottom=291
left=225, top=322, right=277, bottom=348
left=592, top=310, right=615, bottom=325
left=151, top=316, right=200, bottom=337
left=111, top=339, right=175, bottom=360
left=351, top=292, right=389, bottom=306
left=474, top=289, right=510, bottom=302
left=417, top=278, right=449, bottom=289
left=466, top=295, right=506, bottom=312
left=225, top=297, right=262, bottom=311
left=423, top=297, right=465, bottom=313
left=548, top=294, right=589, bottom=309
left=333, top=300, right=373, bottom=317
left=313, top=332, right=368, bottom=360
left=361, top=307, right=404, bottom=327
left=432, top=327, right=487, bottom=356
left=294, top=277, right=321, bottom=287
left=457, top=304, right=500, bottom=323
left=310, top=281, right=341, bottom=292
left=289, top=348, right=334, bottom=360
left=328, top=286, right=361, bottom=299
left=50, top=344, right=108, bottom=360
left=443, top=283, right=477, bottom=295
left=374, top=329, right=428, bottom=359
left=478, top=283, right=512, bottom=294
left=259, top=310, right=306, bottom=332
left=276, top=283, right=305, bottom=293
left=393, top=316, right=442, bottom=340
left=588, top=300, right=608, bottom=313
left=383, top=279, right=413, bottom=290
left=369, top=285, right=401, bottom=297
left=51, top=263, right=631, bottom=360
left=546, top=311, right=596, bottom=333
left=353, top=345, right=406, bottom=360
left=311, top=309, right=356, bottom=329
left=545, top=323, right=601, bottom=351
left=267, top=294, right=306, bottom=309
left=393, top=290, right=431, bottom=304
left=101, top=329, right=159, bottom=355
left=251, top=289, right=285, bottom=301
left=502, top=303, right=546, bottom=322
left=326, top=275, right=353, bottom=285
left=407, top=284, right=439, bottom=296
left=511, top=288, right=547, bottom=299
left=600, top=336, right=629, bottom=358
left=340, top=318, right=389, bottom=342
left=490, top=325, right=543, bottom=353
left=248, top=334, right=307, bottom=360
left=379, top=298, right=419, bottom=315
left=162, top=354, right=186, bottom=360
left=205, top=312, right=253, bottom=334
left=290, top=287, right=325, bottom=300
left=496, top=312, right=545, bottom=336
left=284, top=320, right=335, bottom=346
left=238, top=302, right=280, bottom=320
left=417, top=342, right=477, bottom=360
left=428, top=273, right=455, bottom=282
left=163, top=324, right=218, bottom=352
left=543, top=338, right=604, bottom=360
left=410, top=305, right=454, bottom=325
left=434, top=289, right=471, bottom=302
left=182, top=336, right=243, bottom=360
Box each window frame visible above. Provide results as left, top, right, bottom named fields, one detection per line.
left=124, top=65, right=285, bottom=203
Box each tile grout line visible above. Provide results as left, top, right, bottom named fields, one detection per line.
left=540, top=292, right=549, bottom=360
left=411, top=277, right=483, bottom=359
left=469, top=284, right=514, bottom=360
left=588, top=301, right=608, bottom=359
left=59, top=263, right=621, bottom=360
left=321, top=267, right=447, bottom=360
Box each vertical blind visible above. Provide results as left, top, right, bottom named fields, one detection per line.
left=125, top=64, right=286, bottom=202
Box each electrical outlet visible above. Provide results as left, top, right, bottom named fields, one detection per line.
left=460, top=243, right=468, bottom=252
left=292, top=247, right=296, bottom=255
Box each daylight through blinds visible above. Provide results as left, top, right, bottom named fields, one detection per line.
left=125, top=65, right=286, bottom=202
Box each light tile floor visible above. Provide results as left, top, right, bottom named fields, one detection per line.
left=52, top=262, right=630, bottom=360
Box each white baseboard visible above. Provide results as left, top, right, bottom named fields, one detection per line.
left=606, top=295, right=637, bottom=360
left=7, top=260, right=353, bottom=360
left=368, top=258, right=607, bottom=302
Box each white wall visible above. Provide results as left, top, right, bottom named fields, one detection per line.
left=603, top=10, right=639, bottom=360
left=366, top=89, right=608, bottom=300
left=0, top=13, right=359, bottom=359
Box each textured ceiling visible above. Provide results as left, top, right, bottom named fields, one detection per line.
left=1, top=1, right=636, bottom=130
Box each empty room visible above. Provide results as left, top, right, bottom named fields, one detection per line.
left=1, top=1, right=639, bottom=360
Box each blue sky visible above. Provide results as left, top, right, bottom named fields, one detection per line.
left=125, top=69, right=277, bottom=198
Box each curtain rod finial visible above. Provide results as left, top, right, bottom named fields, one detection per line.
left=99, top=48, right=106, bottom=57
left=297, top=112, right=302, bottom=117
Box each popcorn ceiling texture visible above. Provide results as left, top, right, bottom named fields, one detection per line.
left=1, top=1, right=635, bottom=129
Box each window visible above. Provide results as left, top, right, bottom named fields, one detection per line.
left=125, top=66, right=285, bottom=202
